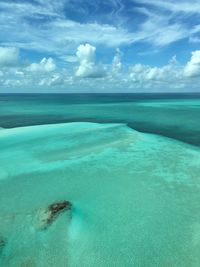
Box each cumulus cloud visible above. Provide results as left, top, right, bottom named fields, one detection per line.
left=3, top=46, right=200, bottom=93
left=184, top=50, right=200, bottom=77
left=112, top=48, right=122, bottom=74
left=39, top=73, right=64, bottom=86
left=75, top=43, right=106, bottom=78
left=128, top=57, right=182, bottom=91
left=129, top=64, right=167, bottom=82
left=27, top=57, right=56, bottom=72
left=0, top=47, right=19, bottom=66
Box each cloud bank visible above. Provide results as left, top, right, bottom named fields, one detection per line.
left=1, top=44, right=200, bottom=93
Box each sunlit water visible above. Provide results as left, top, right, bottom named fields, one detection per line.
left=0, top=94, right=200, bottom=266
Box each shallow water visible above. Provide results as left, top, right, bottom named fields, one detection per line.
left=1, top=94, right=200, bottom=266
left=0, top=122, right=200, bottom=266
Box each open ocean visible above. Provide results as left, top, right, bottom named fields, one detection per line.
left=0, top=93, right=200, bottom=266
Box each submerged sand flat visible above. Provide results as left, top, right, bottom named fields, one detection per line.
left=0, top=122, right=200, bottom=267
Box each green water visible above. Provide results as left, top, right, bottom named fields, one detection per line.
left=0, top=94, right=200, bottom=266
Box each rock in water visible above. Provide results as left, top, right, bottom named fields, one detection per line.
left=39, top=200, right=72, bottom=229
left=0, top=237, right=5, bottom=254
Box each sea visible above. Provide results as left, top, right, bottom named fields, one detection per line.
left=0, top=93, right=200, bottom=266
left=1, top=93, right=200, bottom=146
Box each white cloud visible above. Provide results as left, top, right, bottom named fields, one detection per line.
left=0, top=0, right=134, bottom=56
left=1, top=0, right=198, bottom=60
left=15, top=70, right=24, bottom=76
left=184, top=50, right=200, bottom=77
left=134, top=0, right=200, bottom=14
left=0, top=47, right=19, bottom=66
left=39, top=73, right=64, bottom=86
left=52, top=20, right=133, bottom=47
left=134, top=7, right=189, bottom=47
left=129, top=57, right=182, bottom=90
left=61, top=55, right=78, bottom=63
left=129, top=64, right=165, bottom=82
left=75, top=44, right=106, bottom=78
left=27, top=57, right=56, bottom=72
left=2, top=45, right=200, bottom=93
left=112, top=48, right=122, bottom=74
left=76, top=43, right=96, bottom=64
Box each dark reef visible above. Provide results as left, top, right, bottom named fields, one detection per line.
left=41, top=200, right=72, bottom=229
left=0, top=237, right=5, bottom=254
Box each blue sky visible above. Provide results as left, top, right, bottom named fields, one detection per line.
left=1, top=0, right=200, bottom=92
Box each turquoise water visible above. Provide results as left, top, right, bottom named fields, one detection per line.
left=0, top=94, right=200, bottom=266
left=1, top=93, right=200, bottom=146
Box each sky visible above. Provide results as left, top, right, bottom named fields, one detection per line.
left=1, top=0, right=200, bottom=93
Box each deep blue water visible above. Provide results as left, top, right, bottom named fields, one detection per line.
left=1, top=93, right=200, bottom=146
